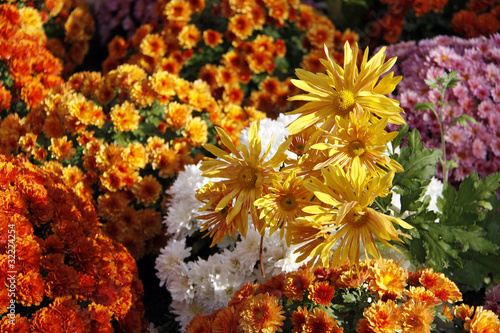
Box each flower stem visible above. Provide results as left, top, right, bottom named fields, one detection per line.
left=259, top=234, right=265, bottom=278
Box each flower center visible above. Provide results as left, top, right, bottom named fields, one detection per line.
left=279, top=193, right=297, bottom=211
left=219, top=206, right=230, bottom=217
left=348, top=140, right=366, bottom=157
left=335, top=90, right=355, bottom=116
left=238, top=166, right=258, bottom=189
left=348, top=205, right=367, bottom=228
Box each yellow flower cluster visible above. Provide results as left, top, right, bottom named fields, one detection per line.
left=187, top=258, right=500, bottom=332
left=197, top=41, right=410, bottom=270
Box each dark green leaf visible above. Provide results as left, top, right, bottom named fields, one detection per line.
left=451, top=227, right=498, bottom=254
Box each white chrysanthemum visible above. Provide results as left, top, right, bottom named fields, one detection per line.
left=166, top=162, right=207, bottom=200
left=233, top=226, right=261, bottom=269
left=166, top=266, right=195, bottom=302
left=239, top=113, right=299, bottom=162
left=187, top=255, right=222, bottom=292
left=170, top=299, right=205, bottom=333
left=424, top=177, right=443, bottom=213
left=209, top=261, right=252, bottom=311
left=146, top=322, right=159, bottom=333
left=164, top=201, right=201, bottom=238
left=164, top=163, right=209, bottom=238
left=273, top=242, right=309, bottom=274
left=155, top=239, right=191, bottom=287
left=225, top=248, right=256, bottom=275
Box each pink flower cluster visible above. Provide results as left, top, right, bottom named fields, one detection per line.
left=384, top=34, right=500, bottom=185
left=93, top=0, right=157, bottom=45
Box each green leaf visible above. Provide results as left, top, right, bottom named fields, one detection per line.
left=448, top=257, right=500, bottom=292
left=445, top=159, right=459, bottom=170
left=393, top=130, right=441, bottom=191
left=450, top=114, right=477, bottom=128
left=390, top=124, right=409, bottom=151
left=442, top=70, right=460, bottom=90
left=414, top=102, right=436, bottom=112
left=451, top=227, right=498, bottom=254
left=421, top=230, right=457, bottom=270
left=342, top=292, right=357, bottom=303
left=423, top=78, right=439, bottom=90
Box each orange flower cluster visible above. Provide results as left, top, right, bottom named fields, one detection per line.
left=186, top=258, right=500, bottom=332
left=367, top=0, right=448, bottom=46
left=452, top=0, right=500, bottom=37
left=0, top=154, right=147, bottom=333
left=2, top=1, right=94, bottom=79
left=0, top=4, right=64, bottom=122
left=28, top=0, right=95, bottom=77
left=101, top=0, right=359, bottom=119
left=0, top=60, right=264, bottom=258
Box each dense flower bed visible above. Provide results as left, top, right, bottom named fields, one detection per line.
left=186, top=259, right=500, bottom=332
left=0, top=154, right=147, bottom=332
left=384, top=34, right=500, bottom=185
left=1, top=0, right=500, bottom=332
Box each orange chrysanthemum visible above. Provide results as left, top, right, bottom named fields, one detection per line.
left=368, top=259, right=408, bottom=301
left=307, top=280, right=335, bottom=306
left=185, top=313, right=214, bottom=333
left=213, top=306, right=239, bottom=333
left=49, top=136, right=77, bottom=162
left=306, top=23, right=335, bottom=50
left=184, top=117, right=208, bottom=148
left=291, top=306, right=309, bottom=333
left=110, top=101, right=141, bottom=132
left=239, top=293, right=285, bottom=333
left=400, top=300, right=434, bottom=333
left=203, top=29, right=224, bottom=47
left=452, top=10, right=478, bottom=38
left=469, top=306, right=500, bottom=332
left=284, top=266, right=316, bottom=301
left=165, top=101, right=192, bottom=130
left=178, top=24, right=201, bottom=49
left=418, top=268, right=462, bottom=303
left=0, top=83, right=12, bottom=111
left=228, top=13, right=254, bottom=40
left=362, top=299, right=401, bottom=333
left=132, top=175, right=162, bottom=206
left=140, top=33, right=167, bottom=59
left=302, top=307, right=342, bottom=333
left=164, top=0, right=193, bottom=22
left=405, top=286, right=441, bottom=308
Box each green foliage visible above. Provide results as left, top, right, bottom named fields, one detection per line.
left=392, top=129, right=441, bottom=212
left=391, top=129, right=500, bottom=292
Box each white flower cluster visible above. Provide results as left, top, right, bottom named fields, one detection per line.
left=155, top=114, right=307, bottom=331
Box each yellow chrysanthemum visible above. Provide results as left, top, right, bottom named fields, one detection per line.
left=254, top=170, right=313, bottom=244
left=287, top=41, right=405, bottom=135
left=198, top=121, right=291, bottom=236
left=311, top=110, right=403, bottom=174
left=196, top=182, right=237, bottom=246
left=288, top=157, right=412, bottom=269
